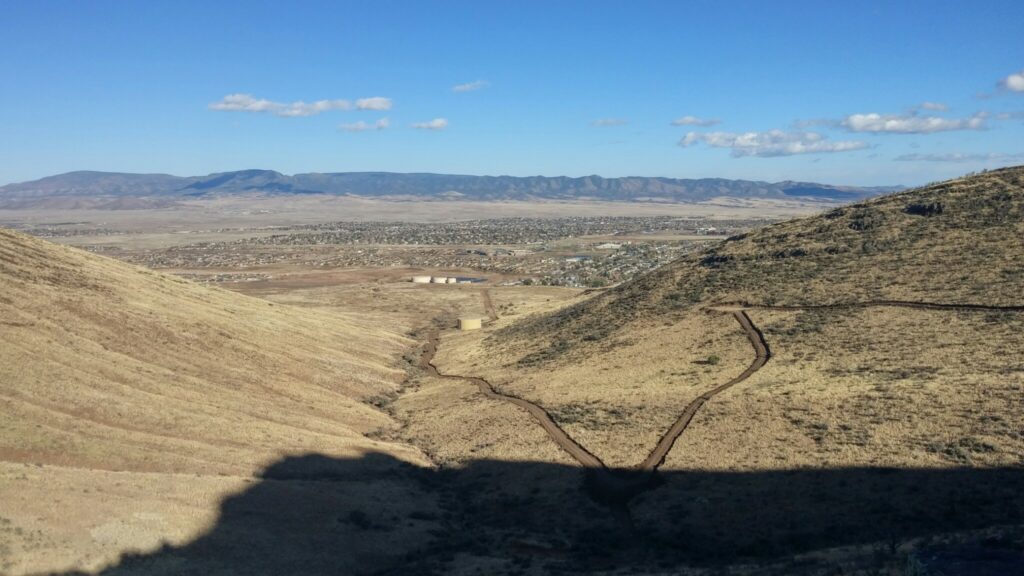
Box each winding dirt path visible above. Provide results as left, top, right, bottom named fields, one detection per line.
left=722, top=300, right=1024, bottom=313
left=418, top=330, right=605, bottom=469
left=418, top=307, right=771, bottom=475
left=419, top=296, right=1024, bottom=506
left=637, top=311, right=771, bottom=472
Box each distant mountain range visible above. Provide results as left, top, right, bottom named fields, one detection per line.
left=0, top=170, right=903, bottom=209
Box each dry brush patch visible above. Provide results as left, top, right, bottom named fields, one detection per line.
left=663, top=306, right=1024, bottom=471
left=436, top=308, right=752, bottom=468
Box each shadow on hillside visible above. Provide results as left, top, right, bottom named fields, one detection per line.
left=60, top=453, right=1024, bottom=575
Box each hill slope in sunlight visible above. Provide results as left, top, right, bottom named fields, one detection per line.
left=0, top=227, right=424, bottom=475
left=497, top=165, right=1024, bottom=363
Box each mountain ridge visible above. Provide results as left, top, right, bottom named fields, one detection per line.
left=0, top=170, right=903, bottom=207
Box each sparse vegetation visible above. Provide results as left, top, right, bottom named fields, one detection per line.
left=3, top=166, right=1024, bottom=575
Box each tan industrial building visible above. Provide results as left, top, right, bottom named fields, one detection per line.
left=458, top=317, right=482, bottom=330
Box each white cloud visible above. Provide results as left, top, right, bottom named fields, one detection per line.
left=209, top=94, right=284, bottom=113
left=591, top=118, right=627, bottom=127
left=209, top=94, right=391, bottom=117
left=339, top=118, right=390, bottom=132
left=1000, top=70, right=1024, bottom=92
left=275, top=99, right=355, bottom=117
left=679, top=130, right=868, bottom=157
left=670, top=115, right=720, bottom=127
left=452, top=80, right=488, bottom=93
left=917, top=101, right=949, bottom=111
left=839, top=111, right=988, bottom=133
left=894, top=152, right=1024, bottom=162
left=412, top=118, right=448, bottom=130
left=355, top=97, right=392, bottom=110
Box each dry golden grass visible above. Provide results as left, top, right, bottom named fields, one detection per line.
left=664, top=306, right=1024, bottom=471
left=388, top=373, right=578, bottom=467
left=495, top=166, right=1024, bottom=366
left=246, top=278, right=496, bottom=334
left=0, top=228, right=425, bottom=475
left=436, top=307, right=751, bottom=467
left=3, top=167, right=1024, bottom=575
left=0, top=228, right=436, bottom=574
left=0, top=457, right=440, bottom=576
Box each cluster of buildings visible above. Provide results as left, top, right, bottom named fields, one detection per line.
left=410, top=275, right=480, bottom=284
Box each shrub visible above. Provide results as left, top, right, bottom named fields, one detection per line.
left=904, top=202, right=944, bottom=217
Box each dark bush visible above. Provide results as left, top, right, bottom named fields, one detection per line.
left=904, top=202, right=944, bottom=217
left=699, top=253, right=733, bottom=268
left=849, top=208, right=885, bottom=231
left=773, top=247, right=808, bottom=259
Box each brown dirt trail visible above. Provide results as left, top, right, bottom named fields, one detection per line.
left=415, top=298, right=1024, bottom=509
left=418, top=331, right=605, bottom=469
left=481, top=288, right=498, bottom=322
left=725, top=300, right=1024, bottom=313
left=637, top=310, right=770, bottom=471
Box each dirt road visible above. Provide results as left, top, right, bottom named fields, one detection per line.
left=418, top=331, right=605, bottom=469
left=481, top=288, right=498, bottom=322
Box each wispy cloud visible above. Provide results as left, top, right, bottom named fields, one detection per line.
left=999, top=70, right=1024, bottom=93
left=590, top=118, right=627, bottom=127
left=839, top=111, right=988, bottom=134
left=412, top=118, right=448, bottom=130
left=355, top=97, right=393, bottom=110
left=209, top=94, right=283, bottom=113
left=209, top=94, right=391, bottom=117
left=452, top=80, right=489, bottom=93
left=894, top=151, right=1024, bottom=163
left=915, top=101, right=949, bottom=112
left=339, top=118, right=390, bottom=132
left=679, top=130, right=867, bottom=157
left=670, top=115, right=720, bottom=127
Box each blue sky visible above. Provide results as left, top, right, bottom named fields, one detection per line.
left=2, top=0, right=1022, bottom=186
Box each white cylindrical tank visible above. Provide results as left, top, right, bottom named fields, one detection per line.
left=446, top=277, right=458, bottom=284
left=412, top=276, right=431, bottom=284
left=431, top=276, right=448, bottom=283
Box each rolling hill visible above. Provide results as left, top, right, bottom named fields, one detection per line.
left=440, top=164, right=1024, bottom=482
left=0, top=227, right=437, bottom=574
left=495, top=165, right=1024, bottom=362
left=409, top=165, right=1024, bottom=570
left=0, top=227, right=423, bottom=476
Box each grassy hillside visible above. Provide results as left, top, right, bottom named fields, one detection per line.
left=0, top=228, right=424, bottom=475
left=496, top=165, right=1024, bottom=365
left=419, top=166, right=1024, bottom=571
